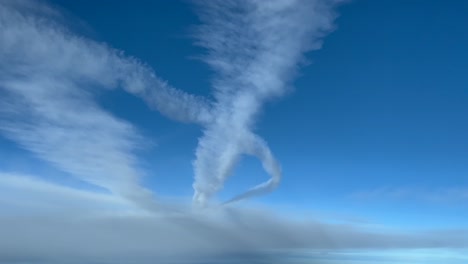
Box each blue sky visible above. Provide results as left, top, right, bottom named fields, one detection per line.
left=33, top=0, right=468, bottom=226
left=1, top=0, right=468, bottom=263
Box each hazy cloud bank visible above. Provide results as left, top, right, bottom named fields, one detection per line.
left=1, top=173, right=468, bottom=263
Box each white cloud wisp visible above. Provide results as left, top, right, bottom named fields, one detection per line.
left=0, top=0, right=210, bottom=210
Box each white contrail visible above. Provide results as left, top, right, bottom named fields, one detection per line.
left=0, top=0, right=211, bottom=125
left=191, top=0, right=340, bottom=206
left=0, top=0, right=340, bottom=209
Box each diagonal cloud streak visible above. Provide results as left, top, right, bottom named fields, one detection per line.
left=191, top=0, right=340, bottom=206
left=0, top=0, right=210, bottom=210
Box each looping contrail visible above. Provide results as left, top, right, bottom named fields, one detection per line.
left=0, top=0, right=340, bottom=210
left=190, top=0, right=339, bottom=207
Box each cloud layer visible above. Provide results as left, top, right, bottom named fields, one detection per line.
left=3, top=173, right=468, bottom=263
left=2, top=173, right=468, bottom=264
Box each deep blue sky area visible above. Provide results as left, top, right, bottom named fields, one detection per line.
left=2, top=0, right=467, bottom=228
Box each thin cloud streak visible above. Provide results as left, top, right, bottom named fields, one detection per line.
left=352, top=186, right=468, bottom=204
left=0, top=172, right=133, bottom=214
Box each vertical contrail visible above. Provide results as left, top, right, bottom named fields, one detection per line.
left=191, top=0, right=340, bottom=207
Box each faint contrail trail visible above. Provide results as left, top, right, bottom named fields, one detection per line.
left=221, top=133, right=281, bottom=205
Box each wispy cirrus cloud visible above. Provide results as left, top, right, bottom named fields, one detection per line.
left=351, top=186, right=468, bottom=204
left=0, top=0, right=210, bottom=210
